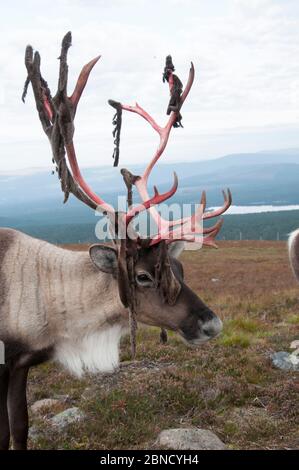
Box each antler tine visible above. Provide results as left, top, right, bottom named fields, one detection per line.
left=149, top=184, right=230, bottom=246
left=203, top=189, right=232, bottom=220
left=69, top=55, right=101, bottom=111
left=203, top=218, right=224, bottom=235
left=23, top=46, right=53, bottom=135
left=168, top=187, right=230, bottom=232
left=203, top=218, right=224, bottom=237
left=150, top=209, right=224, bottom=245
left=202, top=219, right=224, bottom=247
left=174, top=219, right=223, bottom=247
left=120, top=62, right=195, bottom=184
left=149, top=218, right=223, bottom=247
left=56, top=31, right=72, bottom=97
left=126, top=172, right=178, bottom=225
left=144, top=61, right=195, bottom=181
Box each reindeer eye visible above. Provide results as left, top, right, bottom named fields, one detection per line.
left=136, top=273, right=154, bottom=287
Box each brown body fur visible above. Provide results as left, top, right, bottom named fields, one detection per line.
left=0, top=228, right=127, bottom=356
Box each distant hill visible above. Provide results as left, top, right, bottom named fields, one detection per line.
left=1, top=148, right=299, bottom=243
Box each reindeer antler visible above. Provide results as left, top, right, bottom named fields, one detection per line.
left=23, top=31, right=231, bottom=246
left=23, top=32, right=107, bottom=212
left=22, top=32, right=231, bottom=246
left=23, top=32, right=181, bottom=238
left=119, top=59, right=231, bottom=247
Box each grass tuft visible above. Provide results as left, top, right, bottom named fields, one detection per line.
left=286, top=314, right=299, bottom=325
left=219, top=331, right=251, bottom=348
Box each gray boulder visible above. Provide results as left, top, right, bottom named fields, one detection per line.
left=49, top=407, right=85, bottom=430
left=271, top=351, right=299, bottom=371
left=156, top=428, right=226, bottom=450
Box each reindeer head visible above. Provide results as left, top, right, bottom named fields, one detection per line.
left=23, top=32, right=231, bottom=356
left=89, top=241, right=223, bottom=347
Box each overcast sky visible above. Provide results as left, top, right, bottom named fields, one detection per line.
left=1, top=0, right=299, bottom=172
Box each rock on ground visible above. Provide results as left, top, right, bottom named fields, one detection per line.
left=271, top=351, right=299, bottom=371
left=28, top=425, right=41, bottom=442
left=156, top=428, right=226, bottom=450
left=49, top=407, right=85, bottom=430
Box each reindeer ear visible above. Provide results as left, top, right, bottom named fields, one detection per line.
left=168, top=241, right=185, bottom=259
left=89, top=244, right=118, bottom=274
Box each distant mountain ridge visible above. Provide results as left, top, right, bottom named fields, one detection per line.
left=1, top=148, right=299, bottom=242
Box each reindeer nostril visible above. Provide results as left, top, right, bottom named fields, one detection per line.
left=201, top=317, right=223, bottom=337
left=202, top=326, right=214, bottom=337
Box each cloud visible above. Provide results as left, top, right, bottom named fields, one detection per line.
left=1, top=0, right=299, bottom=171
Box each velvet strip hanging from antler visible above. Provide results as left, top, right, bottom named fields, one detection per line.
left=163, top=55, right=183, bottom=128
left=108, top=99, right=123, bottom=167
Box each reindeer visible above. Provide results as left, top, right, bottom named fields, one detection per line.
left=288, top=230, right=299, bottom=281
left=0, top=32, right=231, bottom=450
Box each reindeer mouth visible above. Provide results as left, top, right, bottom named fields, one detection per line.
left=179, top=334, right=213, bottom=348
left=178, top=317, right=223, bottom=347
left=179, top=333, right=222, bottom=348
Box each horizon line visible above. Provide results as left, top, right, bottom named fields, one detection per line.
left=1, top=146, right=299, bottom=176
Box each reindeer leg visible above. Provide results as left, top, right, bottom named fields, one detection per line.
left=160, top=328, right=168, bottom=344
left=7, top=366, right=29, bottom=450
left=0, top=366, right=10, bottom=450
